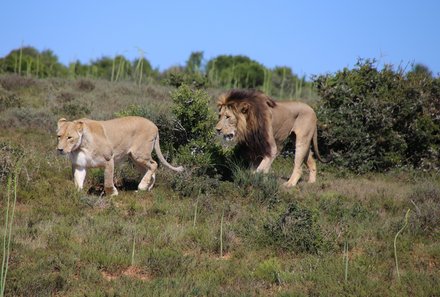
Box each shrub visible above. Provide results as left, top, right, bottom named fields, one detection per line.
left=254, top=258, right=283, bottom=284
left=164, top=71, right=207, bottom=89
left=75, top=79, right=95, bottom=92
left=232, top=167, right=280, bottom=206
left=314, top=59, right=440, bottom=173
left=171, top=85, right=226, bottom=176
left=408, top=182, right=440, bottom=237
left=0, top=75, right=37, bottom=91
left=0, top=107, right=56, bottom=131
left=264, top=203, right=325, bottom=253
left=0, top=91, right=22, bottom=112
left=144, top=248, right=194, bottom=277
left=52, top=101, right=90, bottom=119
left=0, top=141, right=24, bottom=182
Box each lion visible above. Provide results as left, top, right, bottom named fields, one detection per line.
left=56, top=116, right=183, bottom=196
left=216, top=89, right=327, bottom=187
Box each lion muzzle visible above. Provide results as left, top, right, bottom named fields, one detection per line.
left=224, top=132, right=235, bottom=141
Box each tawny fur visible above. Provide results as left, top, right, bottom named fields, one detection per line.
left=216, top=89, right=326, bottom=187
left=56, top=116, right=183, bottom=196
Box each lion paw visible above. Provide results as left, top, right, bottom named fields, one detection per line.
left=282, top=181, right=295, bottom=188
left=104, top=186, right=118, bottom=196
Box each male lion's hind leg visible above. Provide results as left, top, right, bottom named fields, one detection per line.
left=283, top=143, right=310, bottom=188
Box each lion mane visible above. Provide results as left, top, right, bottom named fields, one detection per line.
left=217, top=89, right=276, bottom=161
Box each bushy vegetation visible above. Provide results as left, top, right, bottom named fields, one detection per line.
left=0, top=49, right=439, bottom=295
left=314, top=59, right=440, bottom=173
left=0, top=46, right=317, bottom=101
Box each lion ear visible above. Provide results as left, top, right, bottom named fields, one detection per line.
left=57, top=118, right=67, bottom=129
left=239, top=102, right=250, bottom=114
left=75, top=120, right=85, bottom=133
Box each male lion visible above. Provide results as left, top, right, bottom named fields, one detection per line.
left=216, top=89, right=327, bottom=187
left=57, top=116, right=183, bottom=196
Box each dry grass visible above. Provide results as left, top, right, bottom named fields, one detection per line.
left=0, top=75, right=439, bottom=296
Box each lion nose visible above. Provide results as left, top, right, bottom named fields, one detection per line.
left=57, top=148, right=64, bottom=153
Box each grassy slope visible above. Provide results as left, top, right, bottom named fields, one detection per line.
left=0, top=76, right=439, bottom=296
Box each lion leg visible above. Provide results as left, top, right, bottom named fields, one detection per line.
left=256, top=144, right=277, bottom=173
left=284, top=142, right=310, bottom=188
left=306, top=150, right=317, bottom=183
left=138, top=159, right=158, bottom=191
left=131, top=138, right=158, bottom=191
left=103, top=159, right=118, bottom=196
left=73, top=166, right=87, bottom=190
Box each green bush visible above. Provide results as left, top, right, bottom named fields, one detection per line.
left=0, top=142, right=24, bottom=181
left=408, top=182, right=440, bottom=237
left=232, top=167, right=280, bottom=206
left=264, top=203, right=325, bottom=253
left=171, top=85, right=226, bottom=176
left=144, top=248, right=195, bottom=277
left=254, top=257, right=283, bottom=284
left=314, top=59, right=440, bottom=173
left=0, top=75, right=36, bottom=91
left=52, top=101, right=91, bottom=119
left=0, top=91, right=22, bottom=112
left=75, top=79, right=95, bottom=92
left=163, top=71, right=207, bottom=88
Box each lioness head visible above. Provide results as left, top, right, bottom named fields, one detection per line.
left=56, top=118, right=84, bottom=154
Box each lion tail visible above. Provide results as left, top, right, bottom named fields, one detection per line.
left=312, top=127, right=331, bottom=163
left=153, top=133, right=184, bottom=172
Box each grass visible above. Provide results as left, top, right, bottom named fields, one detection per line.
left=0, top=74, right=439, bottom=296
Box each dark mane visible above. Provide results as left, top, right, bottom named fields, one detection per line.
left=221, top=89, right=276, bottom=161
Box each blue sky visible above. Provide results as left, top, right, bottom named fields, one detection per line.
left=1, top=0, right=439, bottom=77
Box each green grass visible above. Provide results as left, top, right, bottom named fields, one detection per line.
left=0, top=75, right=439, bottom=296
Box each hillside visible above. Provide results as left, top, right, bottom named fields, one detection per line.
left=0, top=75, right=439, bottom=296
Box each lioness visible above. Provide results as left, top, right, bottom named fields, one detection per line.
left=57, top=116, right=183, bottom=196
left=216, top=89, right=327, bottom=187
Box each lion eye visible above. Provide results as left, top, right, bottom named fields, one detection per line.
left=67, top=136, right=72, bottom=140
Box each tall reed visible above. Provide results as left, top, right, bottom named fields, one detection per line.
left=394, top=209, right=410, bottom=281
left=1, top=163, right=21, bottom=297
left=279, top=67, right=287, bottom=99
left=18, top=46, right=23, bottom=76
left=131, top=235, right=136, bottom=266
left=343, top=241, right=349, bottom=283
left=219, top=208, right=224, bottom=258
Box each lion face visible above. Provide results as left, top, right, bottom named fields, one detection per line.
left=215, top=106, right=240, bottom=141
left=56, top=119, right=83, bottom=154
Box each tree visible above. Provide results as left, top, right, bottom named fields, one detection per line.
left=186, top=51, right=204, bottom=74
left=0, top=46, right=67, bottom=77
left=206, top=55, right=266, bottom=88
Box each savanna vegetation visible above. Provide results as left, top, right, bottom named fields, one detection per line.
left=0, top=46, right=439, bottom=296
